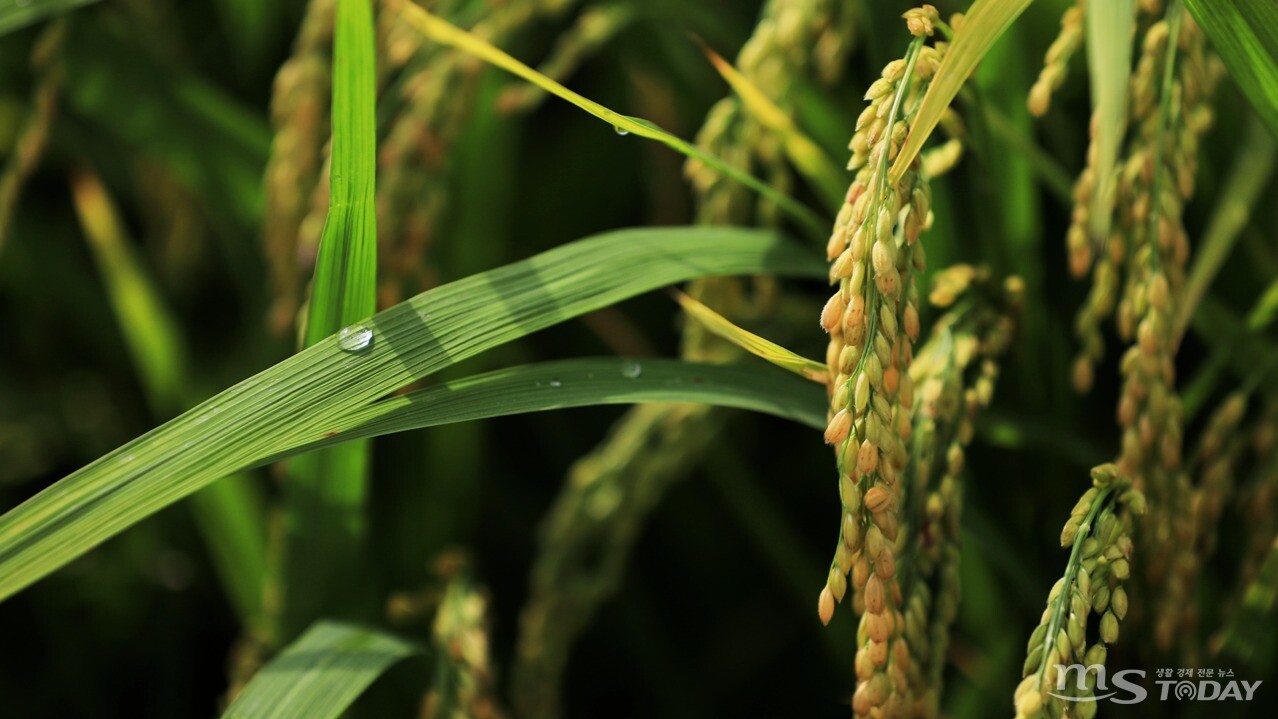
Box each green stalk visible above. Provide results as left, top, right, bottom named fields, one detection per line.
left=278, top=0, right=379, bottom=641
left=1144, top=1, right=1184, bottom=276
left=1035, top=486, right=1118, bottom=686
left=842, top=37, right=924, bottom=405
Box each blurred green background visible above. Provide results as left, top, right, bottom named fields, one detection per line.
left=0, top=0, right=1275, bottom=716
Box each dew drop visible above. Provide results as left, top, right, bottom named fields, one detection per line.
left=621, top=361, right=642, bottom=379
left=613, top=125, right=630, bottom=136
left=549, top=378, right=562, bottom=388
left=338, top=325, right=373, bottom=352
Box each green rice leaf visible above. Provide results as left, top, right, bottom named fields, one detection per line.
left=70, top=169, right=187, bottom=412
left=279, top=0, right=381, bottom=640
left=0, top=0, right=97, bottom=36
left=1184, top=0, right=1278, bottom=141
left=1085, top=0, right=1136, bottom=244
left=890, top=0, right=1035, bottom=185
left=222, top=622, right=419, bottom=719
left=303, top=0, right=377, bottom=348
left=0, top=226, right=823, bottom=603
left=70, top=167, right=269, bottom=628
left=1249, top=278, right=1278, bottom=332
left=264, top=358, right=827, bottom=461
left=1175, top=120, right=1276, bottom=343
left=391, top=0, right=827, bottom=238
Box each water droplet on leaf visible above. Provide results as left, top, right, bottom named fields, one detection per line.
left=338, top=325, right=373, bottom=352
left=613, top=125, right=630, bottom=136
left=549, top=378, right=562, bottom=388
left=621, top=361, right=642, bottom=379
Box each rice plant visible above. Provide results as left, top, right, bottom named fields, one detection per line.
left=2, top=0, right=1278, bottom=716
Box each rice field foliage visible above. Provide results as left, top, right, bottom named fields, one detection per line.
left=2, top=0, right=1278, bottom=717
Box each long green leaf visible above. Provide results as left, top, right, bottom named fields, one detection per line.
left=1174, top=119, right=1277, bottom=344
left=1184, top=0, right=1278, bottom=141
left=0, top=0, right=97, bottom=36
left=70, top=169, right=187, bottom=412
left=390, top=0, right=826, bottom=238
left=1249, top=277, right=1278, bottom=331
left=302, top=0, right=377, bottom=348
left=281, top=0, right=380, bottom=640
left=890, top=0, right=1035, bottom=184
left=222, top=621, right=419, bottom=719
left=1085, top=0, right=1136, bottom=244
left=70, top=167, right=269, bottom=628
left=0, top=227, right=822, bottom=603
left=263, top=358, right=827, bottom=461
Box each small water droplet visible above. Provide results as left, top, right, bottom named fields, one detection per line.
left=613, top=125, right=630, bottom=136
left=338, top=325, right=373, bottom=352
left=549, top=378, right=562, bottom=388
left=621, top=361, right=642, bottom=379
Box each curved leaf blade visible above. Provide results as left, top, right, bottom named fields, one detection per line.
left=389, top=0, right=826, bottom=238
left=266, top=358, right=827, bottom=461
left=673, top=291, right=829, bottom=382
left=282, top=0, right=380, bottom=641
left=701, top=42, right=846, bottom=210
left=1185, top=0, right=1278, bottom=141
left=70, top=167, right=268, bottom=627
left=222, top=622, right=419, bottom=719
left=1085, top=0, right=1136, bottom=245
left=890, top=0, right=1035, bottom=184
left=0, top=227, right=823, bottom=603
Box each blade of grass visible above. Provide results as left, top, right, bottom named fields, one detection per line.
left=1184, top=0, right=1278, bottom=141
left=1085, top=0, right=1136, bottom=245
left=0, top=0, right=96, bottom=36
left=262, top=358, right=827, bottom=462
left=222, top=621, right=420, bottom=719
left=69, top=169, right=186, bottom=411
left=890, top=0, right=1036, bottom=185
left=699, top=41, right=846, bottom=211
left=673, top=290, right=829, bottom=382
left=0, top=226, right=823, bottom=604
left=1249, top=278, right=1278, bottom=331
left=388, top=0, right=826, bottom=239
left=69, top=166, right=269, bottom=628
left=301, top=0, right=378, bottom=350
left=1174, top=119, right=1277, bottom=344
left=281, top=0, right=380, bottom=641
